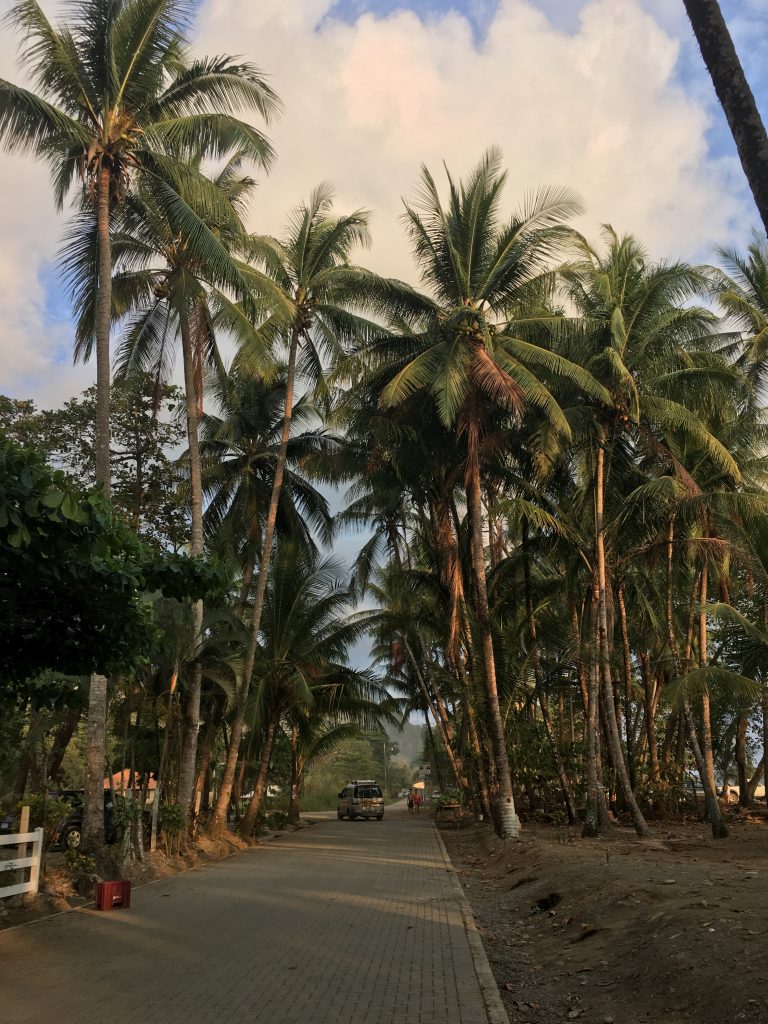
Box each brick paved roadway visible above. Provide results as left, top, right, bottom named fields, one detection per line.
left=1, top=804, right=490, bottom=1023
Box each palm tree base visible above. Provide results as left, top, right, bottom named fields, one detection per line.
left=498, top=805, right=522, bottom=839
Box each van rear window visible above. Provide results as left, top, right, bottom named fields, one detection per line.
left=356, top=786, right=382, bottom=799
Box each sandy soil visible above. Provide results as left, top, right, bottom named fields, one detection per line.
left=443, top=813, right=768, bottom=1024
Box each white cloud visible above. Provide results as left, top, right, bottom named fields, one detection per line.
left=0, top=0, right=759, bottom=407
left=0, top=16, right=93, bottom=407
left=193, top=0, right=754, bottom=279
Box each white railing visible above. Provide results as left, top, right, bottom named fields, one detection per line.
left=0, top=828, right=45, bottom=900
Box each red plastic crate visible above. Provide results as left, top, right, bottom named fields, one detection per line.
left=95, top=880, right=131, bottom=910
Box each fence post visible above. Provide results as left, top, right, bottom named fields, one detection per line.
left=16, top=806, right=30, bottom=892
left=28, top=828, right=44, bottom=896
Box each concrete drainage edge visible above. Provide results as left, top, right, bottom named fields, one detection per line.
left=433, top=823, right=510, bottom=1024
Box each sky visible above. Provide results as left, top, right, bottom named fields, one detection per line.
left=1, top=0, right=767, bottom=409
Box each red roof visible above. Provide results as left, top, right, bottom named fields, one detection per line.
left=104, top=770, right=157, bottom=791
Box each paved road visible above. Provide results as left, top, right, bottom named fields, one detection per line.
left=1, top=804, right=492, bottom=1023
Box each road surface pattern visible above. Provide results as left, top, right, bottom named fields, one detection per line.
left=1, top=806, right=493, bottom=1023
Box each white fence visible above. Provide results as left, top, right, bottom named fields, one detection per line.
left=0, top=828, right=45, bottom=900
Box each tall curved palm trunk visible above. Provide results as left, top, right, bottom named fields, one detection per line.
left=177, top=307, right=206, bottom=821
left=684, top=0, right=768, bottom=236
left=209, top=325, right=300, bottom=832
left=594, top=443, right=650, bottom=837
left=82, top=163, right=113, bottom=852
left=466, top=446, right=521, bottom=839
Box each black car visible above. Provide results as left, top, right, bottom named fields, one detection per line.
left=53, top=790, right=117, bottom=850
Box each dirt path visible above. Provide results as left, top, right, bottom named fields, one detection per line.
left=443, top=816, right=768, bottom=1024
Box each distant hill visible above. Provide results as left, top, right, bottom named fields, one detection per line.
left=386, top=720, right=425, bottom=766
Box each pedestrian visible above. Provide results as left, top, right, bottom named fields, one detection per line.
left=407, top=790, right=414, bottom=815
left=413, top=789, right=422, bottom=815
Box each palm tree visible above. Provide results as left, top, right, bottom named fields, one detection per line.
left=238, top=543, right=387, bottom=837
left=62, top=153, right=276, bottom=823
left=1, top=0, right=280, bottom=492
left=200, top=363, right=336, bottom=603
left=683, top=0, right=768, bottom=236
left=560, top=227, right=743, bottom=836
left=710, top=235, right=768, bottom=398
left=363, top=150, right=606, bottom=838
left=1, top=0, right=279, bottom=849
left=208, top=186, right=415, bottom=832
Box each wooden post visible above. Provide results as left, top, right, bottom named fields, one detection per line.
left=28, top=829, right=44, bottom=896
left=16, top=805, right=29, bottom=893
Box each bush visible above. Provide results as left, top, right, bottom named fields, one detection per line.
left=64, top=848, right=97, bottom=876
left=265, top=810, right=288, bottom=831
left=159, top=803, right=185, bottom=856
left=19, top=794, right=73, bottom=851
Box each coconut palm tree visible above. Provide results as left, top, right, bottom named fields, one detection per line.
left=1, top=0, right=279, bottom=492
left=1, top=0, right=279, bottom=849
left=360, top=150, right=607, bottom=838
left=208, top=186, right=418, bottom=832
left=560, top=227, right=744, bottom=836
left=61, top=153, right=276, bottom=823
left=238, top=543, right=389, bottom=836
left=710, top=235, right=768, bottom=399
left=200, top=363, right=337, bottom=602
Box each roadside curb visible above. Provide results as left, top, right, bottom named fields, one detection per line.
left=433, top=822, right=510, bottom=1024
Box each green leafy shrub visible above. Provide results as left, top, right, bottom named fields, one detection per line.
left=159, top=803, right=185, bottom=856
left=64, top=849, right=97, bottom=876
left=19, top=794, right=73, bottom=851
left=265, top=810, right=288, bottom=831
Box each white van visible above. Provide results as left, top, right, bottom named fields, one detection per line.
left=337, top=780, right=385, bottom=820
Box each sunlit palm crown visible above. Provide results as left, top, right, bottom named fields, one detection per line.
left=0, top=0, right=279, bottom=201
left=353, top=149, right=609, bottom=443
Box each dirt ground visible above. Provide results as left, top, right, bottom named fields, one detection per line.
left=443, top=812, right=768, bottom=1024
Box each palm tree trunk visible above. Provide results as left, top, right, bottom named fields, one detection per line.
left=583, top=602, right=608, bottom=837
left=94, top=160, right=112, bottom=495
left=177, top=307, right=205, bottom=824
left=288, top=724, right=300, bottom=824
left=240, top=719, right=278, bottom=836
left=82, top=162, right=114, bottom=854
left=640, top=651, right=660, bottom=784
left=522, top=521, right=578, bottom=824
left=404, top=638, right=467, bottom=798
left=424, top=711, right=447, bottom=792
left=193, top=716, right=216, bottom=818
left=594, top=444, right=650, bottom=837
left=617, top=585, right=636, bottom=788
left=466, top=451, right=520, bottom=838
left=678, top=558, right=727, bottom=836
left=684, top=700, right=728, bottom=837
left=82, top=673, right=107, bottom=850
left=208, top=324, right=301, bottom=833
left=735, top=714, right=750, bottom=807
left=698, top=556, right=718, bottom=800
left=683, top=0, right=768, bottom=235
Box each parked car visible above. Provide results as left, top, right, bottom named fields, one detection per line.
left=52, top=790, right=118, bottom=850
left=337, top=780, right=385, bottom=821
left=0, top=810, right=16, bottom=836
